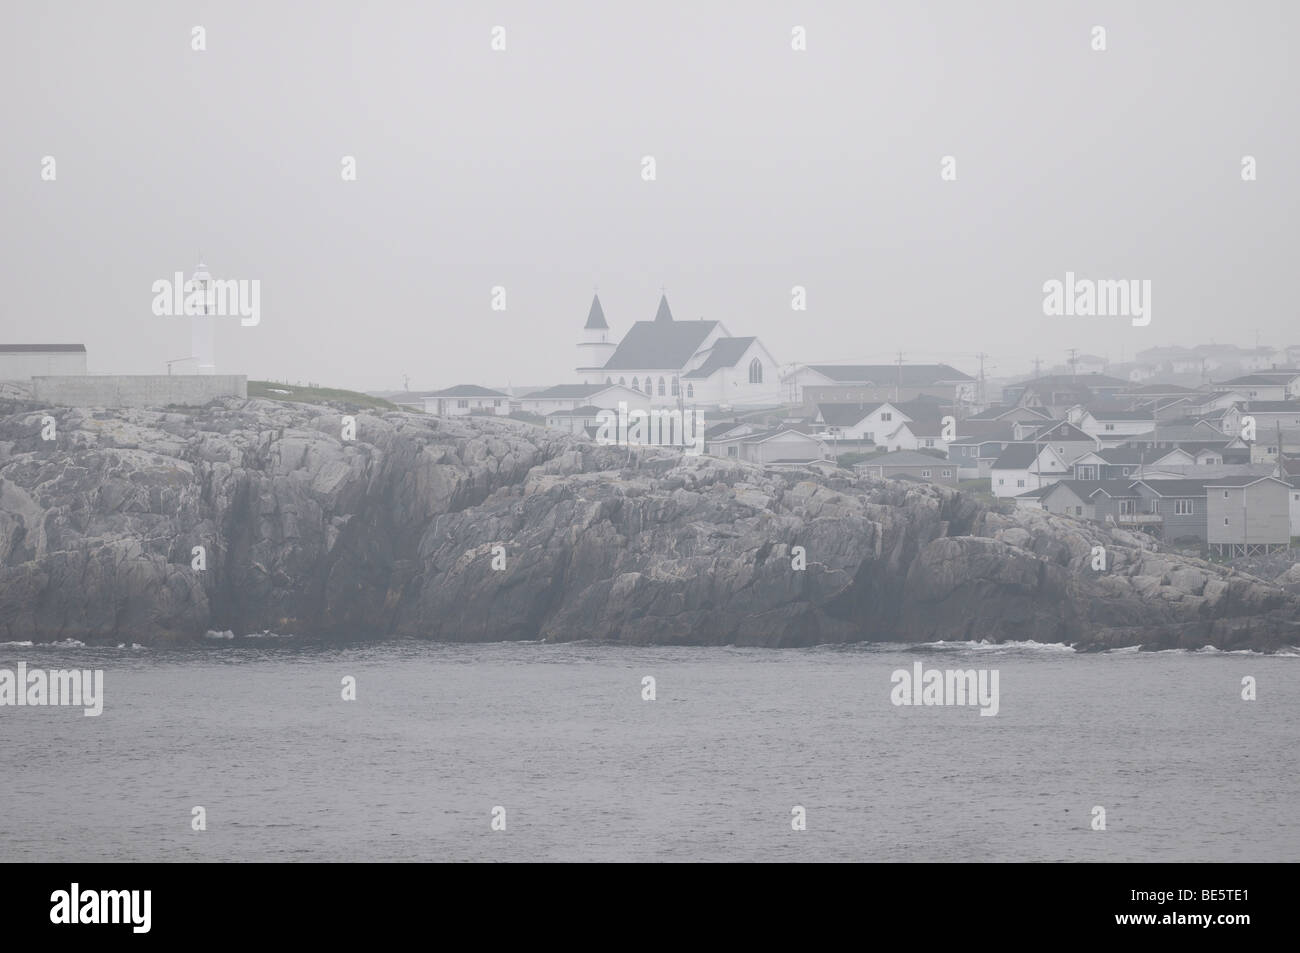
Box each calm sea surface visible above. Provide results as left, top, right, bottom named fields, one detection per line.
left=1, top=638, right=1296, bottom=862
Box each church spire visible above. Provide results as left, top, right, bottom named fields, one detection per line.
left=653, top=293, right=673, bottom=323
left=584, top=293, right=608, bottom=330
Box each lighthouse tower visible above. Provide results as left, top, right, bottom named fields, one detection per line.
left=188, top=262, right=216, bottom=375
left=575, top=293, right=616, bottom=384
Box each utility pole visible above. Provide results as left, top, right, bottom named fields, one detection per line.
left=975, top=351, right=990, bottom=412
left=1032, top=356, right=1043, bottom=378
left=895, top=351, right=904, bottom=403
left=1067, top=348, right=1079, bottom=381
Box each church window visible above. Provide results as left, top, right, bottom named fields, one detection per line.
left=686, top=383, right=694, bottom=398
left=606, top=377, right=612, bottom=386
left=632, top=377, right=639, bottom=391
left=671, top=376, right=679, bottom=396
left=658, top=377, right=666, bottom=396
left=749, top=358, right=763, bottom=384
left=619, top=377, right=625, bottom=386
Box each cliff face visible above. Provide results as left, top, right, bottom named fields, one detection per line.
left=1, top=397, right=1297, bottom=650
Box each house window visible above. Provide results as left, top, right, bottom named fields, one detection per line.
left=658, top=377, right=666, bottom=396
left=1104, top=423, right=1116, bottom=431
left=727, top=446, right=738, bottom=457
left=1223, top=490, right=1229, bottom=499
left=671, top=376, right=679, bottom=396
left=1175, top=499, right=1194, bottom=516
left=1016, top=479, right=1025, bottom=488
left=606, top=377, right=612, bottom=385
left=1121, top=468, right=1130, bottom=476
left=631, top=377, right=639, bottom=391
left=922, top=469, right=931, bottom=478
left=998, top=479, right=1004, bottom=485
left=925, top=438, right=934, bottom=447
left=881, top=412, right=893, bottom=422
left=865, top=433, right=874, bottom=442
left=1224, top=517, right=1230, bottom=526
left=749, top=358, right=763, bottom=384
left=1149, top=499, right=1160, bottom=513
left=686, top=383, right=694, bottom=398
left=942, top=469, right=952, bottom=477
left=1119, top=500, right=1134, bottom=515
left=493, top=400, right=501, bottom=407
left=457, top=400, right=469, bottom=409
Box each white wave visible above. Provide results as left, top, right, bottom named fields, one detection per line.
left=0, top=640, right=34, bottom=647
left=203, top=629, right=236, bottom=640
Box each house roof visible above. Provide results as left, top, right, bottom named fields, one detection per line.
left=0, top=343, right=86, bottom=352
left=428, top=385, right=509, bottom=398
left=857, top=450, right=950, bottom=468
left=1044, top=480, right=1140, bottom=499
left=1130, top=479, right=1210, bottom=497
left=965, top=405, right=1052, bottom=421
left=1237, top=401, right=1300, bottom=413
left=683, top=337, right=757, bottom=379
left=992, top=443, right=1058, bottom=469
left=955, top=420, right=1017, bottom=440
left=816, top=402, right=883, bottom=426
left=601, top=303, right=718, bottom=370
left=520, top=383, right=608, bottom=399
left=1222, top=374, right=1294, bottom=385
left=803, top=363, right=974, bottom=384
left=1203, top=475, right=1293, bottom=489
left=1025, top=421, right=1094, bottom=441
left=584, top=294, right=608, bottom=330
left=1121, top=383, right=1199, bottom=395
left=1083, top=407, right=1155, bottom=421
left=545, top=404, right=604, bottom=418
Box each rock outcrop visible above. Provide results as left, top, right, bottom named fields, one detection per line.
left=1, top=397, right=1297, bottom=650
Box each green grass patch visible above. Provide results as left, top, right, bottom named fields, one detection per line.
left=249, top=381, right=402, bottom=412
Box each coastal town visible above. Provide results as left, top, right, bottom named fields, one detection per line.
left=4, top=284, right=1300, bottom=561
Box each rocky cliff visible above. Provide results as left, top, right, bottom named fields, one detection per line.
left=1, top=397, right=1297, bottom=650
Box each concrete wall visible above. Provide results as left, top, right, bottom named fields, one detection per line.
left=0, top=351, right=87, bottom=379
left=32, top=375, right=246, bottom=408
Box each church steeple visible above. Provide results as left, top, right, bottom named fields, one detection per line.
left=653, top=293, right=673, bottom=323
left=584, top=294, right=608, bottom=330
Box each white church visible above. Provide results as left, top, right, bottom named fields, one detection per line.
left=575, top=293, right=781, bottom=407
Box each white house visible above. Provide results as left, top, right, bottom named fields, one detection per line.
left=1078, top=408, right=1156, bottom=446
left=519, top=382, right=648, bottom=416
left=0, top=344, right=87, bottom=379
left=990, top=443, right=1071, bottom=498
left=707, top=427, right=830, bottom=465
left=544, top=405, right=605, bottom=435
left=423, top=385, right=510, bottom=416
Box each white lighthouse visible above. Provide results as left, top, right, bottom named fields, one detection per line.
left=575, top=293, right=616, bottom=383
left=188, top=262, right=216, bottom=375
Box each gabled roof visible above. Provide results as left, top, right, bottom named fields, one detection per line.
left=1043, top=480, right=1139, bottom=500
left=584, top=295, right=608, bottom=330
left=1130, top=479, right=1210, bottom=497
left=0, top=343, right=86, bottom=352
left=1024, top=421, right=1095, bottom=441
left=1121, top=383, right=1199, bottom=396
left=1082, top=407, right=1155, bottom=421
left=965, top=405, right=1052, bottom=421
left=1203, top=475, right=1293, bottom=489
left=1221, top=374, right=1295, bottom=385
left=520, top=383, right=608, bottom=399
left=803, top=363, right=974, bottom=384
left=816, top=402, right=883, bottom=426
left=601, top=311, right=718, bottom=370
left=545, top=404, right=604, bottom=418
left=954, top=420, right=1017, bottom=440
left=683, top=337, right=757, bottom=379
left=858, top=450, right=951, bottom=468
left=992, top=443, right=1062, bottom=469
left=428, top=384, right=509, bottom=398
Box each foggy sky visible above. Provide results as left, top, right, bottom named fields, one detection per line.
left=3, top=1, right=1297, bottom=391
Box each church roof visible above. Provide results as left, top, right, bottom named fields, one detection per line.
left=584, top=295, right=608, bottom=330
left=520, top=383, right=608, bottom=399
left=683, top=337, right=756, bottom=379
left=0, top=343, right=86, bottom=352
left=601, top=299, right=718, bottom=370
left=806, top=363, right=975, bottom=384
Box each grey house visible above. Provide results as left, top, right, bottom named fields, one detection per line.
left=1129, top=480, right=1210, bottom=543
left=1030, top=480, right=1139, bottom=521
left=1205, top=476, right=1293, bottom=556
left=856, top=450, right=958, bottom=486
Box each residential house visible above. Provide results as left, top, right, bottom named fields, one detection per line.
left=544, top=405, right=605, bottom=436
left=1129, top=480, right=1210, bottom=543
left=0, top=343, right=87, bottom=379
left=1012, top=420, right=1100, bottom=466
left=423, top=385, right=510, bottom=416
left=707, top=427, right=831, bottom=465
left=1206, top=476, right=1294, bottom=555
left=856, top=450, right=958, bottom=486
left=1077, top=407, right=1156, bottom=446
left=783, top=363, right=976, bottom=409
left=990, top=443, right=1070, bottom=498
left=519, top=382, right=648, bottom=416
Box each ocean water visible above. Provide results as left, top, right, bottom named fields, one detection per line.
left=1, top=638, right=1296, bottom=862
